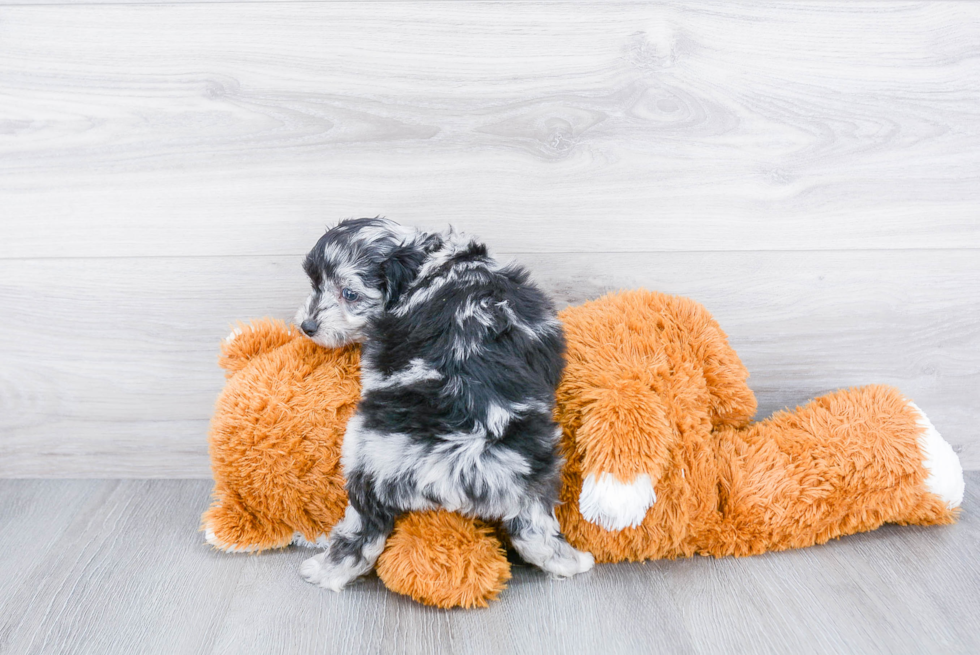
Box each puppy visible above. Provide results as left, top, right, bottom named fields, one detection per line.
left=296, top=217, right=594, bottom=591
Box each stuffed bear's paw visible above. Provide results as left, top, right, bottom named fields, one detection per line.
left=540, top=544, right=595, bottom=579
left=291, top=532, right=329, bottom=549
left=579, top=472, right=656, bottom=531
left=910, top=402, right=965, bottom=509
left=300, top=552, right=361, bottom=592
left=204, top=527, right=258, bottom=553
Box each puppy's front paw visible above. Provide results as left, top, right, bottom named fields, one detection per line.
left=300, top=552, right=360, bottom=592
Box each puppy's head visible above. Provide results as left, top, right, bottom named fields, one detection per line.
left=296, top=217, right=430, bottom=348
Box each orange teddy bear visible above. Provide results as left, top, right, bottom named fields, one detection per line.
left=203, top=290, right=964, bottom=608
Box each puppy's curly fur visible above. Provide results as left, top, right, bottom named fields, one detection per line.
left=295, top=218, right=593, bottom=591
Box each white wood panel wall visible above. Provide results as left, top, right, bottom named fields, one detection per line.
left=1, top=1, right=978, bottom=476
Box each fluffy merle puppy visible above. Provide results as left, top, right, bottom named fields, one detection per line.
left=296, top=217, right=594, bottom=591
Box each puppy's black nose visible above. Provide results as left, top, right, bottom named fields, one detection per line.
left=300, top=319, right=318, bottom=337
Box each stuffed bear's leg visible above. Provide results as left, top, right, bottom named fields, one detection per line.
left=201, top=494, right=295, bottom=553
left=711, top=385, right=963, bottom=557
left=570, top=386, right=673, bottom=532
left=376, top=511, right=512, bottom=609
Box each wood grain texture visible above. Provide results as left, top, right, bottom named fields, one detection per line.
left=0, top=477, right=977, bottom=654
left=1, top=1, right=977, bottom=477
left=1, top=1, right=979, bottom=257
left=1, top=249, right=977, bottom=477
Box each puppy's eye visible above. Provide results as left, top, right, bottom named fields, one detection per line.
left=342, top=288, right=359, bottom=302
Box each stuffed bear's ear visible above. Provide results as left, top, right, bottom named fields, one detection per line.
left=381, top=245, right=427, bottom=310
left=218, top=318, right=299, bottom=377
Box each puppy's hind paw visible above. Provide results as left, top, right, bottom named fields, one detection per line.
left=541, top=545, right=595, bottom=579
left=300, top=552, right=360, bottom=592
left=300, top=553, right=325, bottom=582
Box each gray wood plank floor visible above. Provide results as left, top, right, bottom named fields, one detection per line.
left=0, top=477, right=976, bottom=655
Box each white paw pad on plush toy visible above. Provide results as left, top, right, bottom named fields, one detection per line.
left=578, top=473, right=657, bottom=531
left=911, top=402, right=965, bottom=509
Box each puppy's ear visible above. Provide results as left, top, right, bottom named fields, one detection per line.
left=381, top=245, right=426, bottom=310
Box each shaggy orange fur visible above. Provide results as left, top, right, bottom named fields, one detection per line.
left=554, top=292, right=954, bottom=562
left=203, top=291, right=958, bottom=608
left=203, top=320, right=359, bottom=551
left=376, top=511, right=511, bottom=609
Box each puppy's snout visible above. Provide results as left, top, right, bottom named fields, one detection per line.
left=300, top=319, right=319, bottom=337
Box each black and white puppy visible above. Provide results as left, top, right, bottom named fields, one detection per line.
left=296, top=217, right=594, bottom=591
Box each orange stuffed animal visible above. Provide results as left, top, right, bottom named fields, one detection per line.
left=203, top=290, right=964, bottom=608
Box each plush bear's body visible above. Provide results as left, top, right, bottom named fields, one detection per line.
left=554, top=291, right=959, bottom=562
left=203, top=291, right=964, bottom=608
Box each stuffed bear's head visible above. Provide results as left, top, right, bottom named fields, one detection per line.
left=204, top=319, right=361, bottom=551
